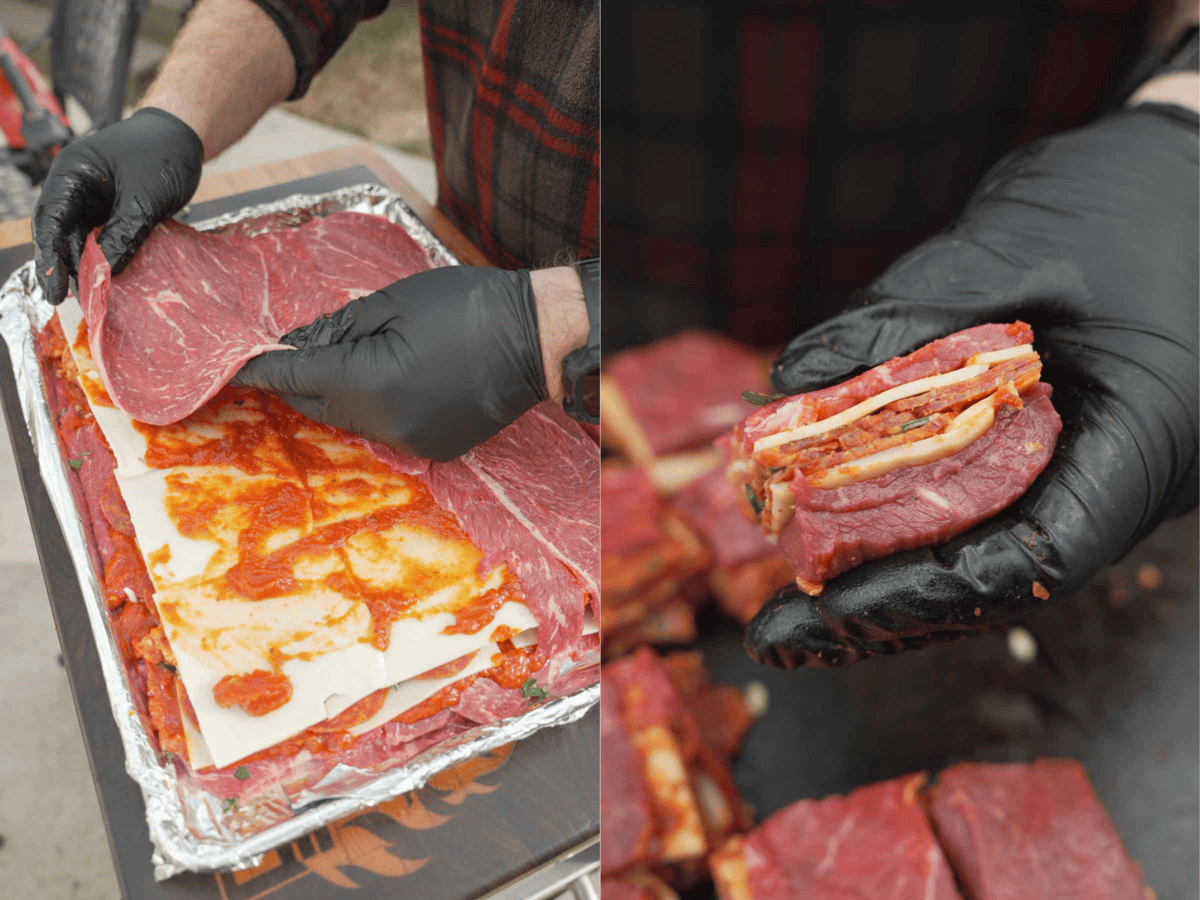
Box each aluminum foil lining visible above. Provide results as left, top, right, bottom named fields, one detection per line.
left=0, top=184, right=598, bottom=879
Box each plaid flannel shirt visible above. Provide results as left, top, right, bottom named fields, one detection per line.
left=602, top=0, right=1153, bottom=351
left=251, top=0, right=598, bottom=269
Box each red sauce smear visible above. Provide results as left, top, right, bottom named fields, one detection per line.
left=69, top=319, right=116, bottom=408
left=212, top=669, right=293, bottom=717
left=140, top=389, right=520, bottom=655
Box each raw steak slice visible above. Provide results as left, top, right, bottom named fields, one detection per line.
left=778, top=383, right=1060, bottom=587
left=419, top=402, right=598, bottom=676
left=710, top=773, right=962, bottom=900
left=925, top=759, right=1149, bottom=900
left=77, top=211, right=431, bottom=425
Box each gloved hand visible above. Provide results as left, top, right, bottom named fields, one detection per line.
left=230, top=265, right=548, bottom=461
left=745, top=101, right=1198, bottom=668
left=32, top=107, right=204, bottom=305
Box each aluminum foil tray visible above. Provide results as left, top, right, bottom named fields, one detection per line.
left=0, top=184, right=599, bottom=879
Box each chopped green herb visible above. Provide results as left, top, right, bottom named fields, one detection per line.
left=900, top=416, right=932, bottom=433
left=744, top=484, right=764, bottom=515
left=222, top=797, right=238, bottom=813
left=742, top=390, right=787, bottom=406
left=68, top=457, right=84, bottom=470
left=234, top=766, right=250, bottom=781
left=520, top=677, right=547, bottom=702
left=156, top=660, right=176, bottom=673
left=161, top=751, right=174, bottom=764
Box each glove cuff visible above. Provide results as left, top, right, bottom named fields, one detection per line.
left=132, top=107, right=206, bottom=173
left=562, top=258, right=600, bottom=424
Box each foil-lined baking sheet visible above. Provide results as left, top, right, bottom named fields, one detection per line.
left=0, top=184, right=599, bottom=879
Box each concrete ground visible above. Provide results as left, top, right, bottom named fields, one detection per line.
left=0, top=4, right=595, bottom=899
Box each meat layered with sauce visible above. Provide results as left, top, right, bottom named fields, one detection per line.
left=36, top=310, right=594, bottom=792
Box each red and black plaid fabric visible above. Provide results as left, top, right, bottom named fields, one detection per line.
left=420, top=0, right=599, bottom=269
left=249, top=0, right=598, bottom=269
left=249, top=0, right=389, bottom=98
left=602, top=1, right=1153, bottom=352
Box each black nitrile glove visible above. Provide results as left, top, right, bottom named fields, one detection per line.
left=746, top=102, right=1198, bottom=668
left=32, top=107, right=203, bottom=305
left=230, top=265, right=548, bottom=461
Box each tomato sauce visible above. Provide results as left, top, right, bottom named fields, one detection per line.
left=212, top=669, right=293, bottom=717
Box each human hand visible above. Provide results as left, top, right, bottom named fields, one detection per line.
left=745, top=101, right=1198, bottom=667
left=32, top=107, right=203, bottom=306
left=230, top=265, right=578, bottom=461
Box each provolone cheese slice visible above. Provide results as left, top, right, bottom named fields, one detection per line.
left=753, top=364, right=989, bottom=452
left=967, top=344, right=1034, bottom=367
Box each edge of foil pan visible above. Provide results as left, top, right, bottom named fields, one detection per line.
left=0, top=184, right=598, bottom=879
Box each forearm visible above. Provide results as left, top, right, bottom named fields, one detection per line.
left=139, top=0, right=296, bottom=160
left=529, top=267, right=588, bottom=402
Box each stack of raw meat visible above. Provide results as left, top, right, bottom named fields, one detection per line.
left=600, top=331, right=794, bottom=651
left=600, top=647, right=759, bottom=896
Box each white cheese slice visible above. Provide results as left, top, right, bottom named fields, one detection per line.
left=54, top=306, right=541, bottom=768
left=185, top=625, right=543, bottom=768
left=168, top=597, right=537, bottom=769
left=807, top=403, right=996, bottom=490
left=967, top=344, right=1034, bottom=367
left=753, top=364, right=989, bottom=453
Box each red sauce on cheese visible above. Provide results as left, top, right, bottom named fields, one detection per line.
left=444, top=580, right=524, bottom=636
left=212, top=669, right=293, bottom=717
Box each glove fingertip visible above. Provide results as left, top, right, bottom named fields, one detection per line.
left=38, top=259, right=67, bottom=306
left=744, top=589, right=819, bottom=667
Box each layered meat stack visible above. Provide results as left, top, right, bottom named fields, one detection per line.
left=600, top=647, right=757, bottom=897
left=727, top=322, right=1061, bottom=595
left=601, top=331, right=794, bottom=649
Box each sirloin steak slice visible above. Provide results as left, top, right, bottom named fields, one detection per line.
left=77, top=211, right=431, bottom=425
left=924, top=760, right=1148, bottom=900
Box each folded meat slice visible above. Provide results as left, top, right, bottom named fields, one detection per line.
left=710, top=773, right=962, bottom=900
left=728, top=322, right=1061, bottom=595
left=77, top=211, right=432, bottom=425
left=924, top=759, right=1150, bottom=900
